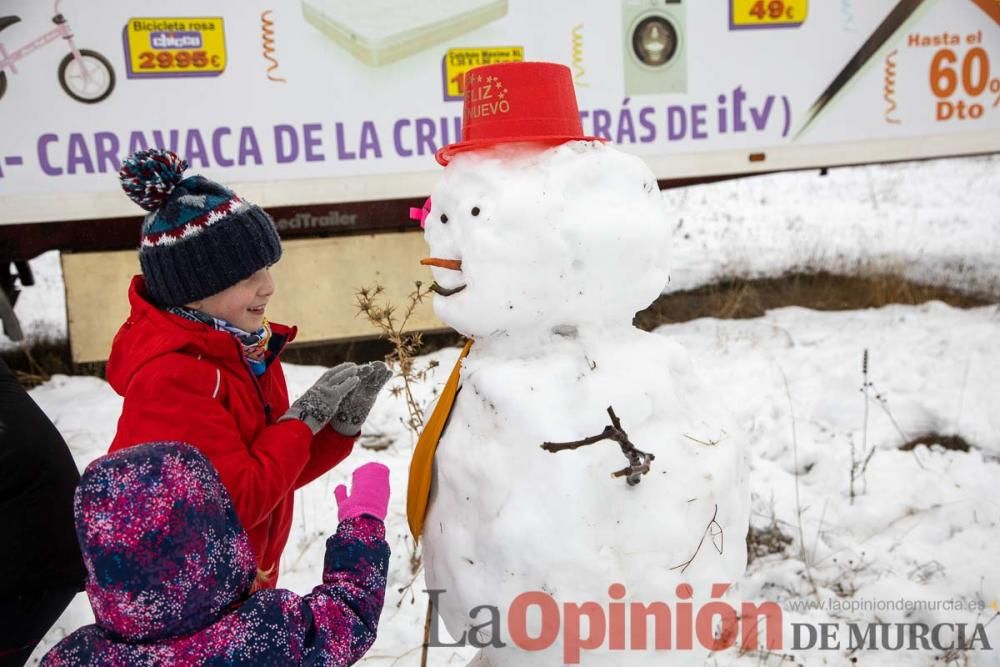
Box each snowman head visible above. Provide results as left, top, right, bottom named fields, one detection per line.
left=422, top=141, right=670, bottom=339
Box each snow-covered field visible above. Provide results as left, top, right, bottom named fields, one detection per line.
left=14, top=155, right=1000, bottom=665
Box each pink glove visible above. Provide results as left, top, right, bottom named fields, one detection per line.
left=334, top=463, right=390, bottom=522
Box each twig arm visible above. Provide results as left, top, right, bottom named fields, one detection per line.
left=539, top=406, right=655, bottom=485
left=541, top=426, right=618, bottom=452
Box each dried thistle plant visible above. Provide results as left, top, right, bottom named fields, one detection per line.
left=355, top=281, right=438, bottom=442
left=356, top=281, right=441, bottom=666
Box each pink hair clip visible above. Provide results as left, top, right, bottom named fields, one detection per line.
left=409, top=197, right=432, bottom=229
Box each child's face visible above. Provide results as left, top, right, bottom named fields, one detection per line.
left=187, top=267, right=275, bottom=332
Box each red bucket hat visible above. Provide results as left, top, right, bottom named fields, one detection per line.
left=435, top=61, right=604, bottom=166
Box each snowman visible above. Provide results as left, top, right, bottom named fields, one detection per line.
left=408, top=62, right=750, bottom=666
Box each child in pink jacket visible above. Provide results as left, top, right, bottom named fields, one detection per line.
left=42, top=442, right=390, bottom=666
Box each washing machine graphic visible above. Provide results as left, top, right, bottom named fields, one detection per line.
left=623, top=0, right=687, bottom=95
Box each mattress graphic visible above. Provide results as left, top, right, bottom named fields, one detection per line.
left=302, top=0, right=509, bottom=66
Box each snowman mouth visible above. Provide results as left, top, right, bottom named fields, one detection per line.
left=421, top=257, right=466, bottom=297
left=430, top=283, right=466, bottom=296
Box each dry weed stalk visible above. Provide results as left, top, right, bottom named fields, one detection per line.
left=852, top=349, right=877, bottom=504
left=670, top=504, right=724, bottom=573
left=356, top=281, right=435, bottom=576
left=14, top=346, right=50, bottom=387
left=856, top=347, right=924, bottom=503
left=776, top=363, right=820, bottom=599
left=355, top=281, right=438, bottom=667
left=355, top=282, right=438, bottom=440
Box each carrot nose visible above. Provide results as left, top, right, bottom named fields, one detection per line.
left=421, top=258, right=463, bottom=271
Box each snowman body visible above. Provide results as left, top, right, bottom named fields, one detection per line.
left=420, top=142, right=750, bottom=665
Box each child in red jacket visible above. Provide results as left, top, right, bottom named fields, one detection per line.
left=106, top=149, right=391, bottom=589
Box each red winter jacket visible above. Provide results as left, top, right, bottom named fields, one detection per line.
left=107, top=276, right=356, bottom=587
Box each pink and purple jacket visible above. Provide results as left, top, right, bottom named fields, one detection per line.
left=42, top=442, right=389, bottom=666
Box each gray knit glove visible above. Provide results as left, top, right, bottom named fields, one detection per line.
left=279, top=363, right=360, bottom=435
left=330, top=361, right=393, bottom=436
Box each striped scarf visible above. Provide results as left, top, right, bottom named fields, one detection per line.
left=166, top=306, right=272, bottom=376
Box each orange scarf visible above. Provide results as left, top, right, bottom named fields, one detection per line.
left=406, top=340, right=473, bottom=542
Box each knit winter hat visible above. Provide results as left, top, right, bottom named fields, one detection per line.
left=118, top=150, right=282, bottom=307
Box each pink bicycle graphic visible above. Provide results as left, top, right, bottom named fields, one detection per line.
left=0, top=0, right=115, bottom=103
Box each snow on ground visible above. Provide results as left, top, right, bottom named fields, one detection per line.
left=27, top=302, right=1000, bottom=665
left=1, top=250, right=65, bottom=348
left=667, top=302, right=1000, bottom=666
left=16, top=155, right=1000, bottom=665
left=663, top=155, right=1000, bottom=297
left=4, top=155, right=999, bottom=349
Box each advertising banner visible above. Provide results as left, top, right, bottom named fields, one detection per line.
left=1, top=0, right=998, bottom=224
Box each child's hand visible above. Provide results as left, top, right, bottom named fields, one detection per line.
left=330, top=361, right=393, bottom=436
left=280, top=363, right=360, bottom=435
left=334, top=462, right=390, bottom=522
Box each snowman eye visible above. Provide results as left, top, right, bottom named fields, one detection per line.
left=471, top=206, right=481, bottom=217
left=440, top=214, right=448, bottom=224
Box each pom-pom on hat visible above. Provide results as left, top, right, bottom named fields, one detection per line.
left=435, top=61, right=604, bottom=166
left=118, top=149, right=282, bottom=307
